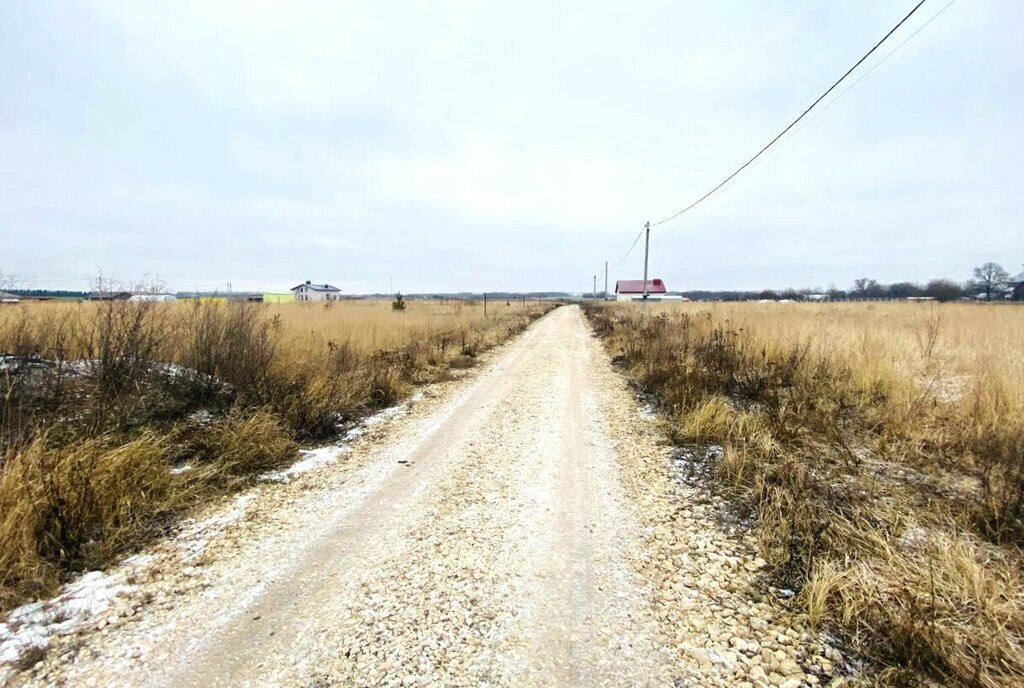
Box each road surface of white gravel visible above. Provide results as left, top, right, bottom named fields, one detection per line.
left=2, top=306, right=855, bottom=688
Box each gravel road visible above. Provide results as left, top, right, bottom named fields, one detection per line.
left=5, top=306, right=851, bottom=688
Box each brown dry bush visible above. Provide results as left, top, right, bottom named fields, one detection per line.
left=0, top=433, right=171, bottom=609
left=169, top=409, right=296, bottom=488
left=584, top=302, right=1024, bottom=688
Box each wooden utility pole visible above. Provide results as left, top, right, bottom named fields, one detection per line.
left=593, top=275, right=597, bottom=301
left=604, top=261, right=608, bottom=301
left=483, top=292, right=487, bottom=318
left=641, top=221, right=651, bottom=313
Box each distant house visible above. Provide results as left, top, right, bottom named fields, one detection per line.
left=614, top=279, right=667, bottom=302
left=1010, top=273, right=1024, bottom=301
left=291, top=280, right=341, bottom=302
left=129, top=294, right=178, bottom=303
left=86, top=291, right=132, bottom=301
left=0, top=291, right=20, bottom=304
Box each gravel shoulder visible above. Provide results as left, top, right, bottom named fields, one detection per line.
left=3, top=306, right=851, bottom=688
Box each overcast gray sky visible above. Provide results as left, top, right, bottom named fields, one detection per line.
left=2, top=0, right=1021, bottom=294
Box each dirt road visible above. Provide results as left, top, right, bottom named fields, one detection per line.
left=5, top=306, right=845, bottom=687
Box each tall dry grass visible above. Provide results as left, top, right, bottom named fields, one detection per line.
left=585, top=300, right=1024, bottom=687
left=0, top=297, right=554, bottom=610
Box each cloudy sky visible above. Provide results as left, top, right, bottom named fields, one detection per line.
left=2, top=0, right=1021, bottom=294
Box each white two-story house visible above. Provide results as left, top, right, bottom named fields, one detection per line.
left=291, top=280, right=342, bottom=302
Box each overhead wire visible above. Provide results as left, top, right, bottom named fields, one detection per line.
left=611, top=226, right=647, bottom=268
left=649, top=0, right=956, bottom=243
left=649, top=0, right=930, bottom=229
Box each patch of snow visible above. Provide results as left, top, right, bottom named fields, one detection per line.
left=638, top=403, right=658, bottom=421
left=0, top=561, right=147, bottom=675
left=175, top=494, right=258, bottom=562
left=266, top=400, right=415, bottom=482
left=363, top=402, right=409, bottom=427
left=262, top=445, right=350, bottom=482
left=187, top=409, right=213, bottom=425
left=170, top=464, right=193, bottom=475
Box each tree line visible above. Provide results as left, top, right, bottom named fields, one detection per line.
left=678, top=262, right=1023, bottom=302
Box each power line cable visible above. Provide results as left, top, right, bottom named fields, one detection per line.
left=765, top=0, right=957, bottom=152
left=650, top=0, right=930, bottom=229
left=611, top=226, right=646, bottom=268
left=650, top=0, right=955, bottom=243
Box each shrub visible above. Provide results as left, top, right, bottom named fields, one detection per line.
left=172, top=409, right=296, bottom=487
left=0, top=433, right=171, bottom=608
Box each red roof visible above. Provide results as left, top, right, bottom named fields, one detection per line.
left=615, top=279, right=666, bottom=294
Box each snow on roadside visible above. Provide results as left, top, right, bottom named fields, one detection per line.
left=0, top=556, right=151, bottom=683
left=176, top=493, right=259, bottom=563
left=262, top=445, right=351, bottom=482
left=264, top=396, right=421, bottom=482
left=1, top=393, right=428, bottom=679
left=0, top=490, right=264, bottom=679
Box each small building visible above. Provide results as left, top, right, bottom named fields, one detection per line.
left=128, top=294, right=178, bottom=303
left=0, top=291, right=20, bottom=304
left=615, top=278, right=667, bottom=302
left=1010, top=273, right=1024, bottom=301
left=291, top=280, right=341, bottom=302
left=262, top=292, right=295, bottom=304
left=86, top=291, right=132, bottom=301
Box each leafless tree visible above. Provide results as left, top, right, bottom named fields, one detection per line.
left=973, top=262, right=1009, bottom=301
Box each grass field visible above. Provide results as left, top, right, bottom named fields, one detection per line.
left=584, top=300, right=1024, bottom=688
left=0, top=298, right=554, bottom=610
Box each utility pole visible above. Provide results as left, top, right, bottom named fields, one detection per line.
left=603, top=261, right=608, bottom=301
left=641, top=221, right=651, bottom=312
left=593, top=274, right=597, bottom=301
left=483, top=292, right=487, bottom=318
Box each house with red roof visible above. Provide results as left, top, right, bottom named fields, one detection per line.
left=614, top=278, right=667, bottom=302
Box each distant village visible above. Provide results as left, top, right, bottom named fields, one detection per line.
left=2, top=264, right=1022, bottom=305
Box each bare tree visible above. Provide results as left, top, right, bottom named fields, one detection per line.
left=972, top=262, right=1009, bottom=301
left=852, top=278, right=880, bottom=298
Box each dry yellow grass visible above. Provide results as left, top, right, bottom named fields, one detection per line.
left=641, top=300, right=1024, bottom=395
left=0, top=297, right=549, bottom=362
left=0, top=297, right=555, bottom=610
left=586, top=300, right=1024, bottom=687
left=268, top=298, right=541, bottom=355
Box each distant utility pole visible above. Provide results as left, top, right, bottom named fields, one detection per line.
left=483, top=291, right=487, bottom=318
left=593, top=274, right=597, bottom=301
left=604, top=261, right=608, bottom=301
left=641, top=221, right=651, bottom=313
